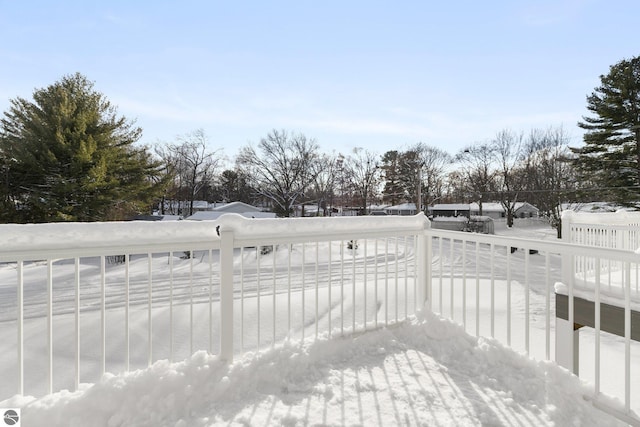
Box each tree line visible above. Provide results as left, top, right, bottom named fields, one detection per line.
left=1, top=55, right=640, bottom=229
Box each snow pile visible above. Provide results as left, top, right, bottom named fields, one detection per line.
left=2, top=311, right=625, bottom=427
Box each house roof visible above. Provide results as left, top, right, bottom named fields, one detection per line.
left=211, top=201, right=264, bottom=213
left=186, top=211, right=276, bottom=221
left=432, top=204, right=470, bottom=211
left=468, top=202, right=539, bottom=212
left=385, top=203, right=417, bottom=211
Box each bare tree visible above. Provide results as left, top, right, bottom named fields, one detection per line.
left=413, top=143, right=451, bottom=209
left=308, top=152, right=342, bottom=216
left=455, top=142, right=496, bottom=215
left=492, top=129, right=524, bottom=227
left=519, top=126, right=577, bottom=236
left=342, top=148, right=380, bottom=215
left=237, top=129, right=320, bottom=217
left=157, top=129, right=223, bottom=216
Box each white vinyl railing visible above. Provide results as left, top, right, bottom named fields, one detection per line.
left=0, top=213, right=638, bottom=425
left=0, top=214, right=429, bottom=399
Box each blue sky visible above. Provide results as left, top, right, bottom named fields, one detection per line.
left=1, top=0, right=638, bottom=160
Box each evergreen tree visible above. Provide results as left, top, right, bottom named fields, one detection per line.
left=0, top=73, right=166, bottom=222
left=218, top=169, right=254, bottom=204
left=573, top=56, right=640, bottom=206
left=380, top=150, right=404, bottom=205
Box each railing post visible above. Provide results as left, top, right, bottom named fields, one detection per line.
left=557, top=210, right=579, bottom=374
left=417, top=214, right=432, bottom=311
left=555, top=317, right=579, bottom=374
left=219, top=225, right=235, bottom=362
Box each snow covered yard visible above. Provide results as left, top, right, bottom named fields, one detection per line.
left=2, top=311, right=627, bottom=427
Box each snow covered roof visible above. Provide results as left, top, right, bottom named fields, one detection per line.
left=211, top=201, right=264, bottom=213
left=385, top=203, right=417, bottom=211
left=467, top=202, right=539, bottom=212
left=432, top=203, right=470, bottom=211
left=186, top=211, right=276, bottom=220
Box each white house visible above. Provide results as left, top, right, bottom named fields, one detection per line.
left=385, top=203, right=419, bottom=216
left=430, top=203, right=471, bottom=218
left=186, top=201, right=276, bottom=220
left=471, top=202, right=539, bottom=219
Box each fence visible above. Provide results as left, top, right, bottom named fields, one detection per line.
left=0, top=213, right=638, bottom=425
left=0, top=214, right=429, bottom=399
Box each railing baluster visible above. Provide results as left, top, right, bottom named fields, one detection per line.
left=301, top=243, right=305, bottom=340
left=257, top=246, right=261, bottom=348
left=125, top=254, right=130, bottom=372
left=241, top=247, right=245, bottom=353
left=47, top=259, right=53, bottom=395
left=147, top=253, right=153, bottom=367
left=340, top=241, right=344, bottom=334
left=506, top=246, right=511, bottom=346
left=525, top=249, right=530, bottom=355
left=462, top=239, right=467, bottom=331
left=394, top=237, right=399, bottom=323
left=439, top=237, right=443, bottom=314
left=625, top=261, right=631, bottom=414
left=271, top=244, right=277, bottom=347
left=364, top=239, right=368, bottom=328
left=450, top=238, right=454, bottom=320
left=475, top=241, right=480, bottom=337
left=101, top=255, right=106, bottom=375
left=17, top=261, right=24, bottom=396
left=385, top=238, right=389, bottom=326
left=190, top=249, right=194, bottom=356
left=374, top=239, right=378, bottom=328
left=595, top=257, right=601, bottom=396
left=75, top=257, right=80, bottom=391
left=545, top=252, right=550, bottom=360
left=209, top=249, right=213, bottom=354
left=169, top=252, right=174, bottom=362
left=413, top=235, right=420, bottom=313
left=490, top=243, right=495, bottom=338
left=352, top=239, right=356, bottom=331
left=328, top=242, right=332, bottom=336
left=403, top=236, right=408, bottom=319
left=275, top=243, right=279, bottom=344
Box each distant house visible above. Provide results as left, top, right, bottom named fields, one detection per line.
left=430, top=204, right=471, bottom=218
left=513, top=202, right=539, bottom=218
left=385, top=203, right=419, bottom=216
left=132, top=214, right=182, bottom=221
left=470, top=202, right=539, bottom=219
left=185, top=201, right=275, bottom=220
left=431, top=202, right=539, bottom=220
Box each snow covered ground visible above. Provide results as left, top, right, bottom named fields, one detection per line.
left=1, top=312, right=627, bottom=427
left=0, top=219, right=636, bottom=426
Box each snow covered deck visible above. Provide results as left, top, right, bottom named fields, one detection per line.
left=0, top=213, right=638, bottom=425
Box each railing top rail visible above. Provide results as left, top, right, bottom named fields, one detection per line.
left=0, top=220, right=221, bottom=262
left=0, top=214, right=431, bottom=262
left=216, top=213, right=431, bottom=245
left=427, top=227, right=640, bottom=263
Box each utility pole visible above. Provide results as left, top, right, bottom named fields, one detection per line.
left=417, top=167, right=422, bottom=214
